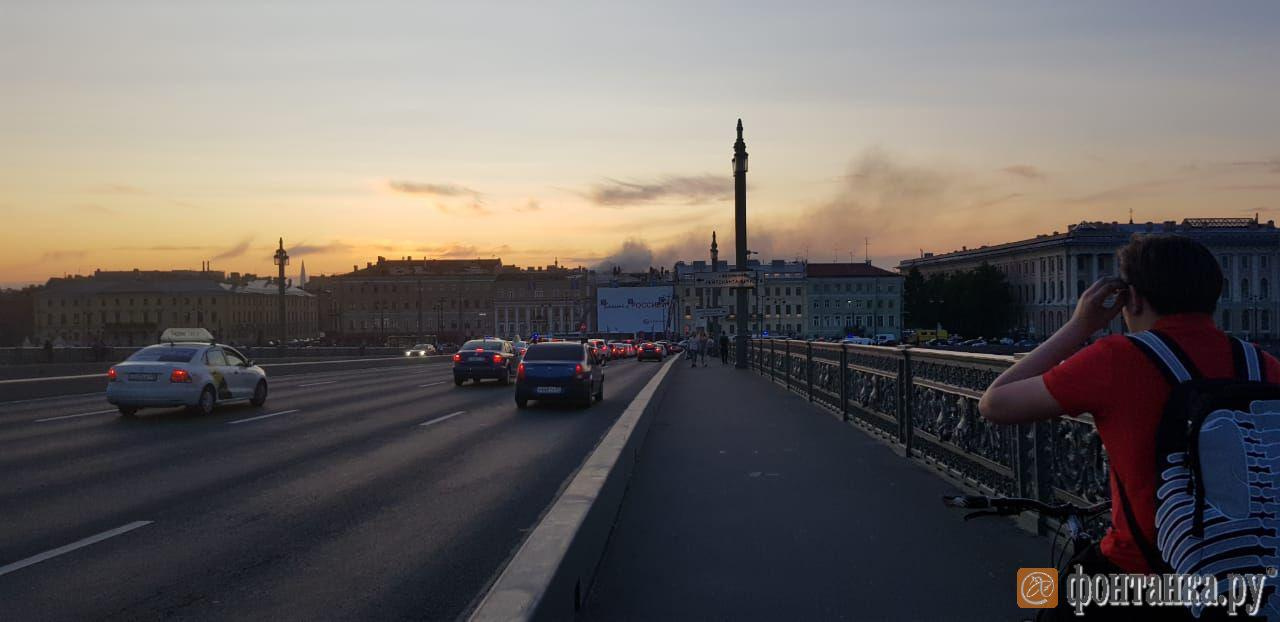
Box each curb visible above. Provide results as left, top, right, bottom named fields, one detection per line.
left=468, top=356, right=678, bottom=622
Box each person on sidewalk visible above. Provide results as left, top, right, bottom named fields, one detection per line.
left=687, top=332, right=701, bottom=367
left=980, top=234, right=1280, bottom=621
left=719, top=333, right=729, bottom=365
left=696, top=330, right=710, bottom=367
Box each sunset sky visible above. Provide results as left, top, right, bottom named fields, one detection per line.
left=2, top=1, right=1278, bottom=286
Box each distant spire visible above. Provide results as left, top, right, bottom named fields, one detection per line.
left=736, top=118, right=743, bottom=140
left=299, top=261, right=307, bottom=287
left=710, top=230, right=719, bottom=270
left=278, top=237, right=284, bottom=250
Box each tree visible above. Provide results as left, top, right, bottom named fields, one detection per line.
left=901, top=263, right=1020, bottom=338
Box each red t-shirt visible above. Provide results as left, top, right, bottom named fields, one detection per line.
left=1042, top=313, right=1280, bottom=573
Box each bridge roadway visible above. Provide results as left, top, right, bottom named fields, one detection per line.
left=0, top=357, right=662, bottom=620
left=585, top=360, right=1049, bottom=621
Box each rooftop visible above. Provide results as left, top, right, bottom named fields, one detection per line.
left=805, top=262, right=899, bottom=278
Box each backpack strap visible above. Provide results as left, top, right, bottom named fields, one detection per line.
left=1229, top=336, right=1263, bottom=382
left=1112, top=472, right=1173, bottom=573
left=1127, top=330, right=1201, bottom=385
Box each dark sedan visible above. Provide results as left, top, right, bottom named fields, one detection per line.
left=515, top=342, right=603, bottom=409
left=636, top=342, right=664, bottom=362
left=453, top=339, right=517, bottom=385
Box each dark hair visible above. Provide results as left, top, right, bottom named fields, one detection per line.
left=1117, top=234, right=1222, bottom=315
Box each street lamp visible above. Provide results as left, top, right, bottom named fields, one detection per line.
left=272, top=238, right=289, bottom=350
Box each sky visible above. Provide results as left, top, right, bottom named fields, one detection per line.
left=2, top=1, right=1278, bottom=286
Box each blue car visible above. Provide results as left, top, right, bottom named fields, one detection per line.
left=515, top=342, right=604, bottom=409
left=453, top=339, right=517, bottom=385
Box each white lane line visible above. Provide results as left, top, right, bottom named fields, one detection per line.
left=34, top=409, right=117, bottom=423
left=418, top=382, right=444, bottom=388
left=227, top=409, right=300, bottom=425
left=0, top=521, right=153, bottom=577
left=296, top=381, right=336, bottom=388
left=419, top=411, right=466, bottom=427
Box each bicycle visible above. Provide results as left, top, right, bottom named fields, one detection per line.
left=942, top=494, right=1111, bottom=572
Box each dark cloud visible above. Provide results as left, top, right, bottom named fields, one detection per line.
left=587, top=174, right=732, bottom=207
left=435, top=202, right=490, bottom=216
left=1000, top=164, right=1046, bottom=180
left=40, top=250, right=88, bottom=262
left=288, top=241, right=356, bottom=257
left=1229, top=159, right=1280, bottom=174
left=211, top=237, right=254, bottom=261
left=1218, top=184, right=1280, bottom=191
left=112, top=245, right=208, bottom=251
left=1067, top=178, right=1184, bottom=204
left=591, top=148, right=1038, bottom=270
left=388, top=181, right=482, bottom=197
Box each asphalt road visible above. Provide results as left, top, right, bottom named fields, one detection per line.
left=0, top=356, right=663, bottom=621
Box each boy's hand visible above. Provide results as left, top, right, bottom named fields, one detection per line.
left=1070, top=277, right=1126, bottom=334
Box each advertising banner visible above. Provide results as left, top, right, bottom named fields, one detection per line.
left=596, top=286, right=672, bottom=334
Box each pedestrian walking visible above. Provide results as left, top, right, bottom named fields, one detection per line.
left=688, top=332, right=701, bottom=367
left=697, top=330, right=710, bottom=367
left=719, top=334, right=729, bottom=365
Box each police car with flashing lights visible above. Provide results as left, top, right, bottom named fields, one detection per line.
left=105, top=328, right=269, bottom=417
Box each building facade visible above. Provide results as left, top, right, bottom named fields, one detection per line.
left=306, top=257, right=501, bottom=345
left=805, top=263, right=904, bottom=339
left=898, top=218, right=1280, bottom=339
left=32, top=269, right=317, bottom=347
left=493, top=265, right=594, bottom=340
left=674, top=254, right=807, bottom=338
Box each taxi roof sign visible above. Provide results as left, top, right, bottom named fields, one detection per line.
left=160, top=327, right=214, bottom=344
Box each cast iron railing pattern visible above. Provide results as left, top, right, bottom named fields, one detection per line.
left=727, top=339, right=1109, bottom=513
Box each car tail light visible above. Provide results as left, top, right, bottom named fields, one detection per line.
left=107, top=367, right=117, bottom=381
left=492, top=354, right=502, bottom=364
left=517, top=362, right=525, bottom=380
left=574, top=363, right=587, bottom=379
left=169, top=369, right=192, bottom=383
left=452, top=353, right=462, bottom=362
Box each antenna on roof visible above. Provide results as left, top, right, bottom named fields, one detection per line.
left=1129, top=208, right=1134, bottom=225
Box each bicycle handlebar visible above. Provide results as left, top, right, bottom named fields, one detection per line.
left=941, top=495, right=1109, bottom=520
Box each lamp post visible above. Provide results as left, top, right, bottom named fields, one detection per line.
left=272, top=238, right=289, bottom=351
left=733, top=119, right=749, bottom=368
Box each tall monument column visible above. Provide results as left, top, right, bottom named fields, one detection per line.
left=733, top=119, right=749, bottom=368
left=273, top=238, right=290, bottom=350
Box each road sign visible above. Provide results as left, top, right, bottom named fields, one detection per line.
left=687, top=271, right=755, bottom=288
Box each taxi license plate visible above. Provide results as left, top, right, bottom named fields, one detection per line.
left=535, top=386, right=563, bottom=395
left=129, top=373, right=157, bottom=381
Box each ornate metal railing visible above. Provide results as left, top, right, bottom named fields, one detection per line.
left=728, top=339, right=1109, bottom=520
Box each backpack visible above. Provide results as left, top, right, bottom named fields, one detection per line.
left=1123, top=329, right=1280, bottom=618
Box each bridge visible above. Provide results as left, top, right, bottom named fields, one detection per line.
left=0, top=342, right=1102, bottom=620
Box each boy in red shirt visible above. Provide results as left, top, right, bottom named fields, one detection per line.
left=979, top=234, right=1280, bottom=619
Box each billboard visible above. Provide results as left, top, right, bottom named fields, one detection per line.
left=596, top=286, right=672, bottom=334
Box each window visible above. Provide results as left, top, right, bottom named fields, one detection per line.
left=1223, top=309, right=1232, bottom=331
left=205, top=350, right=228, bottom=366
left=1263, top=279, right=1271, bottom=300
left=1242, top=279, right=1251, bottom=299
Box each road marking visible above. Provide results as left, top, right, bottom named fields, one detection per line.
left=419, top=382, right=444, bottom=388
left=34, top=409, right=117, bottom=423
left=419, top=411, right=466, bottom=427
left=296, top=381, right=336, bottom=387
left=227, top=409, right=300, bottom=425
left=0, top=521, right=153, bottom=577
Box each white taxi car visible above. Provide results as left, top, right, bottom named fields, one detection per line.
left=404, top=343, right=438, bottom=356
left=106, top=328, right=268, bottom=417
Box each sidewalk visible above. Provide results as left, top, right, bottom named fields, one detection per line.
left=584, top=358, right=1048, bottom=621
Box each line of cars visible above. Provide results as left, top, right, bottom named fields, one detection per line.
left=103, top=329, right=676, bottom=418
